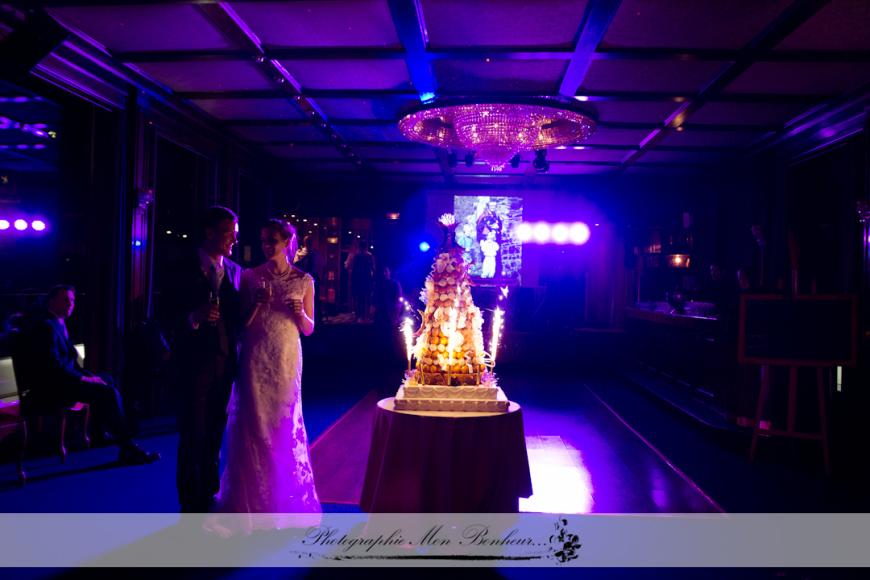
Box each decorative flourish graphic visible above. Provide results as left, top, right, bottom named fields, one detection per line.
left=548, top=518, right=582, bottom=563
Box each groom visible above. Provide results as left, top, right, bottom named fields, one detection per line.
left=168, top=206, right=242, bottom=512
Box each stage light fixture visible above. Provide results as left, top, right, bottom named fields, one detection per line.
left=419, top=241, right=431, bottom=252
left=516, top=221, right=591, bottom=245
left=533, top=149, right=549, bottom=173
left=515, top=222, right=533, bottom=242
left=31, top=220, right=46, bottom=231
left=0, top=219, right=9, bottom=230
left=568, top=222, right=590, bottom=245
left=551, top=223, right=569, bottom=244
left=532, top=222, right=551, bottom=243
left=13, top=219, right=27, bottom=231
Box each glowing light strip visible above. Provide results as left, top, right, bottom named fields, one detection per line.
left=515, top=221, right=591, bottom=245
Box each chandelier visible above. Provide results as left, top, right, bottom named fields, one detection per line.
left=398, top=98, right=596, bottom=171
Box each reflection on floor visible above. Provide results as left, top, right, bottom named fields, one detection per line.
left=520, top=436, right=594, bottom=514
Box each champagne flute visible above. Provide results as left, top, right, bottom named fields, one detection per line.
left=209, top=290, right=220, bottom=326
left=257, top=277, right=272, bottom=304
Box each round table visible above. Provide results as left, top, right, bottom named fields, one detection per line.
left=360, top=397, right=532, bottom=513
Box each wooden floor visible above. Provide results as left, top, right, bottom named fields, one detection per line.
left=0, top=363, right=859, bottom=513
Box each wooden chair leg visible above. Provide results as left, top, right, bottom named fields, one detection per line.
left=816, top=368, right=831, bottom=475
left=17, top=421, right=27, bottom=485
left=750, top=365, right=771, bottom=462
left=59, top=413, right=67, bottom=463
left=81, top=405, right=91, bottom=448
left=786, top=367, right=798, bottom=434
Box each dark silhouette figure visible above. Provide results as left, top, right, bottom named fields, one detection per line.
left=165, top=206, right=242, bottom=512
left=13, top=285, right=159, bottom=465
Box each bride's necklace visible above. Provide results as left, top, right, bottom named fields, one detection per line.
left=267, top=261, right=291, bottom=279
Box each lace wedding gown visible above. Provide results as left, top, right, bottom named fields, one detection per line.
left=215, top=264, right=321, bottom=519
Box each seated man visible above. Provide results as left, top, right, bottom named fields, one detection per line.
left=17, top=285, right=159, bottom=465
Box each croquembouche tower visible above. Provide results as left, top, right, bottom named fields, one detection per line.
left=394, top=214, right=509, bottom=412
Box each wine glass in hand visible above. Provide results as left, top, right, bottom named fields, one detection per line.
left=255, top=278, right=272, bottom=304
left=208, top=291, right=221, bottom=325
left=287, top=295, right=303, bottom=318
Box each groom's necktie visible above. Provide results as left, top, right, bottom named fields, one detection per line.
left=208, top=263, right=220, bottom=295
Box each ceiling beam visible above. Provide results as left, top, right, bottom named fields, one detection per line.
left=558, top=0, right=622, bottom=98
left=115, top=44, right=870, bottom=66
left=386, top=0, right=437, bottom=100
left=195, top=2, right=367, bottom=170
left=622, top=0, right=832, bottom=168
left=593, top=47, right=870, bottom=63
left=176, top=88, right=829, bottom=105
left=386, top=0, right=451, bottom=183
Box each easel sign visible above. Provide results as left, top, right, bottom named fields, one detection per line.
left=737, top=293, right=858, bottom=474
left=738, top=294, right=858, bottom=367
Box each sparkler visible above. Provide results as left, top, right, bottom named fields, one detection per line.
left=402, top=318, right=414, bottom=372
left=490, top=307, right=504, bottom=370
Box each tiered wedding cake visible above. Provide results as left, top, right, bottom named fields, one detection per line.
left=394, top=214, right=509, bottom=412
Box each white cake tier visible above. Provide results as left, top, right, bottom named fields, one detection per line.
left=402, top=385, right=499, bottom=400
left=394, top=386, right=509, bottom=412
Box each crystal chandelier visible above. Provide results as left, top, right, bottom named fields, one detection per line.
left=398, top=99, right=596, bottom=171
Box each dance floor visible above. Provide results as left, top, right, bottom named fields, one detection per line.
left=0, top=363, right=857, bottom=513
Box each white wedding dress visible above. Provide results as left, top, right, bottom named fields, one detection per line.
left=214, top=264, right=321, bottom=522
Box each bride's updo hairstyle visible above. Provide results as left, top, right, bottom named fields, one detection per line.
left=263, top=218, right=298, bottom=257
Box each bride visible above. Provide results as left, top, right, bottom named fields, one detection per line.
left=214, top=218, right=321, bottom=522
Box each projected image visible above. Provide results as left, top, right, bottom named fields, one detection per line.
left=453, top=195, right=523, bottom=285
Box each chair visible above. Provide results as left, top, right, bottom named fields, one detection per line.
left=7, top=332, right=91, bottom=477
left=0, top=396, right=26, bottom=484
left=33, top=402, right=91, bottom=463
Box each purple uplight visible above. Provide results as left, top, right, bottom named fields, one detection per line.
left=569, top=223, right=591, bottom=245
left=515, top=222, right=533, bottom=242
left=31, top=220, right=46, bottom=232
left=516, top=221, right=591, bottom=245
left=532, top=222, right=551, bottom=243
left=0, top=220, right=9, bottom=231
left=551, top=223, right=570, bottom=244
left=14, top=219, right=28, bottom=231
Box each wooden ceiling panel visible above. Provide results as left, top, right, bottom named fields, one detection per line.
left=777, top=0, right=870, bottom=51
left=423, top=0, right=587, bottom=48
left=433, top=59, right=567, bottom=94
left=580, top=60, right=725, bottom=94
left=230, top=1, right=400, bottom=48
left=602, top=0, right=790, bottom=49
left=48, top=5, right=235, bottom=52
left=191, top=98, right=305, bottom=120
left=133, top=61, right=274, bottom=92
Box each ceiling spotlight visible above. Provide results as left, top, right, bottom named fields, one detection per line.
left=447, top=151, right=458, bottom=168
left=509, top=154, right=521, bottom=169
left=532, top=149, right=549, bottom=173
left=464, top=152, right=474, bottom=168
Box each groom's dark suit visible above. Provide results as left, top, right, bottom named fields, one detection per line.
left=167, top=251, right=242, bottom=512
